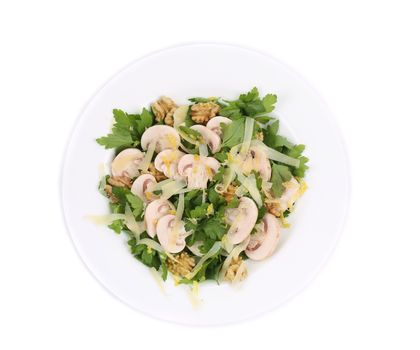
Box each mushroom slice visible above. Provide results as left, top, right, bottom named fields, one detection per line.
left=111, top=148, right=145, bottom=178
left=245, top=213, right=281, bottom=260
left=131, top=174, right=157, bottom=203
left=239, top=145, right=271, bottom=181
left=154, top=149, right=185, bottom=180
left=226, top=197, right=258, bottom=244
left=144, top=199, right=175, bottom=238
left=190, top=125, right=221, bottom=153
left=177, top=154, right=220, bottom=189
left=156, top=214, right=188, bottom=253
left=206, top=116, right=232, bottom=136
left=277, top=177, right=302, bottom=212
left=140, top=125, right=180, bottom=152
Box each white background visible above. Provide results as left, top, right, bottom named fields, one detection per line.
left=1, top=0, right=419, bottom=349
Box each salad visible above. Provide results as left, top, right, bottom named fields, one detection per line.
left=96, top=88, right=308, bottom=285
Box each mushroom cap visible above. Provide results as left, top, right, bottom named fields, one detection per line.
left=190, top=125, right=221, bottom=153
left=241, top=146, right=271, bottom=181
left=206, top=116, right=232, bottom=136
left=140, top=125, right=180, bottom=152
left=245, top=213, right=281, bottom=260
left=226, top=197, right=258, bottom=244
left=178, top=154, right=220, bottom=189
left=156, top=214, right=187, bottom=253
left=144, top=199, right=175, bottom=237
left=154, top=149, right=185, bottom=180
left=111, top=148, right=145, bottom=178
left=131, top=174, right=157, bottom=203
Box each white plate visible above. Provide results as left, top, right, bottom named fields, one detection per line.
left=61, top=43, right=350, bottom=325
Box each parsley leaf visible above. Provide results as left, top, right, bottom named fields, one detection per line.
left=213, top=151, right=228, bottom=163
left=189, top=203, right=209, bottom=219
left=178, top=125, right=203, bottom=143
left=135, top=108, right=153, bottom=135
left=262, top=94, right=277, bottom=113
left=285, top=144, right=309, bottom=177
left=108, top=220, right=124, bottom=233
left=208, top=187, right=226, bottom=209
left=126, top=193, right=144, bottom=218
left=201, top=217, right=226, bottom=240
left=271, top=163, right=292, bottom=197
left=263, top=120, right=294, bottom=150
left=96, top=108, right=153, bottom=149
left=219, top=87, right=278, bottom=118
left=96, top=128, right=133, bottom=149
left=221, top=118, right=245, bottom=148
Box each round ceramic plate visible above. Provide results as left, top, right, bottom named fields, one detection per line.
left=61, top=43, right=350, bottom=325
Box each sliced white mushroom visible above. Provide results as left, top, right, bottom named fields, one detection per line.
left=239, top=145, right=271, bottom=181
left=206, top=116, right=232, bottom=136
left=131, top=174, right=157, bottom=203
left=140, top=125, right=180, bottom=152
left=245, top=213, right=281, bottom=260
left=156, top=214, right=188, bottom=253
left=225, top=197, right=258, bottom=244
left=144, top=199, right=175, bottom=238
left=111, top=148, right=145, bottom=178
left=277, top=177, right=302, bottom=212
left=177, top=154, right=220, bottom=189
left=154, top=149, right=185, bottom=180
left=190, top=125, right=221, bottom=153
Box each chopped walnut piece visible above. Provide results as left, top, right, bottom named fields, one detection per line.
left=255, top=131, right=264, bottom=141
left=221, top=184, right=237, bottom=202
left=104, top=184, right=118, bottom=203
left=151, top=96, right=177, bottom=126
left=144, top=163, right=167, bottom=181
left=107, top=175, right=132, bottom=188
left=265, top=200, right=282, bottom=218
left=167, top=252, right=196, bottom=278
left=225, top=256, right=247, bottom=282
left=190, top=102, right=220, bottom=124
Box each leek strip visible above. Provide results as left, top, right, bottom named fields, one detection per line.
left=232, top=261, right=247, bottom=284
left=178, top=128, right=200, bottom=146
left=218, top=237, right=250, bottom=283
left=179, top=143, right=197, bottom=154
left=252, top=140, right=300, bottom=168
left=176, top=193, right=185, bottom=220
left=235, top=184, right=248, bottom=197
left=150, top=178, right=172, bottom=191
left=215, top=167, right=235, bottom=193
left=173, top=105, right=189, bottom=127
left=139, top=141, right=156, bottom=172
left=187, top=242, right=204, bottom=257
left=85, top=214, right=125, bottom=226
left=137, top=238, right=178, bottom=262
left=240, top=117, right=254, bottom=156
left=198, top=143, right=208, bottom=157
left=124, top=204, right=143, bottom=239
left=236, top=172, right=263, bottom=207
left=160, top=180, right=187, bottom=200
left=175, top=187, right=195, bottom=195
left=185, top=241, right=222, bottom=280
